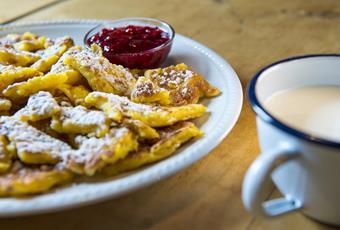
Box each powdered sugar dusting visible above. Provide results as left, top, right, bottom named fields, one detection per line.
left=0, top=116, right=72, bottom=159
left=15, top=91, right=60, bottom=121
left=50, top=46, right=81, bottom=74
left=89, top=91, right=156, bottom=114
left=52, top=105, right=109, bottom=136
left=61, top=106, right=106, bottom=126
left=157, top=69, right=193, bottom=88
left=37, top=36, right=73, bottom=59
left=0, top=34, right=21, bottom=48
left=68, top=47, right=136, bottom=95
left=71, top=127, right=129, bottom=162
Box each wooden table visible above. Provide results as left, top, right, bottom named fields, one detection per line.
left=1, top=0, right=339, bottom=229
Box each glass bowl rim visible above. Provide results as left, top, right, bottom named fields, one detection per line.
left=83, top=17, right=175, bottom=56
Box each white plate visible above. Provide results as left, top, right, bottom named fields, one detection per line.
left=0, top=20, right=243, bottom=217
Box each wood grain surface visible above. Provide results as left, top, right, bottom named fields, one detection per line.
left=1, top=0, right=340, bottom=229
left=0, top=0, right=61, bottom=24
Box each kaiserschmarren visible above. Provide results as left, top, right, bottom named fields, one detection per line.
left=0, top=32, right=221, bottom=197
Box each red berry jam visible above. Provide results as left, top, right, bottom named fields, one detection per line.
left=87, top=25, right=172, bottom=69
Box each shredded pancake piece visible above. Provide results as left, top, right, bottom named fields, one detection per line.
left=57, top=84, right=90, bottom=106
left=64, top=45, right=136, bottom=96
left=3, top=73, right=69, bottom=100
left=13, top=33, right=47, bottom=52
left=85, top=92, right=206, bottom=127
left=31, top=36, right=74, bottom=73
left=122, top=119, right=159, bottom=140
left=0, top=116, right=72, bottom=164
left=0, top=47, right=40, bottom=66
left=15, top=91, right=60, bottom=121
left=0, top=32, right=48, bottom=51
left=0, top=162, right=73, bottom=197
left=131, top=63, right=221, bottom=105
left=0, top=64, right=42, bottom=91
left=50, top=46, right=85, bottom=85
left=51, top=105, right=110, bottom=137
left=131, top=76, right=171, bottom=105
left=103, top=122, right=202, bottom=175
left=64, top=127, right=138, bottom=175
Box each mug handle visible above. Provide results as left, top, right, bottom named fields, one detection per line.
left=242, top=144, right=302, bottom=217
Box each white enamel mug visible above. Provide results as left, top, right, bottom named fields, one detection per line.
left=242, top=54, right=340, bottom=225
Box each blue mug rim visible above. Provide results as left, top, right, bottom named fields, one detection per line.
left=248, top=54, right=340, bottom=148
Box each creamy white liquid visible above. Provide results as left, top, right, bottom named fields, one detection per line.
left=264, top=86, right=340, bottom=142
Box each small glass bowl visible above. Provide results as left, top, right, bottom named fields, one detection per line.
left=84, top=17, right=175, bottom=69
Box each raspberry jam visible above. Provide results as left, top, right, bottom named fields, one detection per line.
left=86, top=25, right=172, bottom=69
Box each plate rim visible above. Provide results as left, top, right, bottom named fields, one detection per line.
left=0, top=19, right=243, bottom=217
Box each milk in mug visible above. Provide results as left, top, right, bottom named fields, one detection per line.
left=264, top=86, right=340, bottom=142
